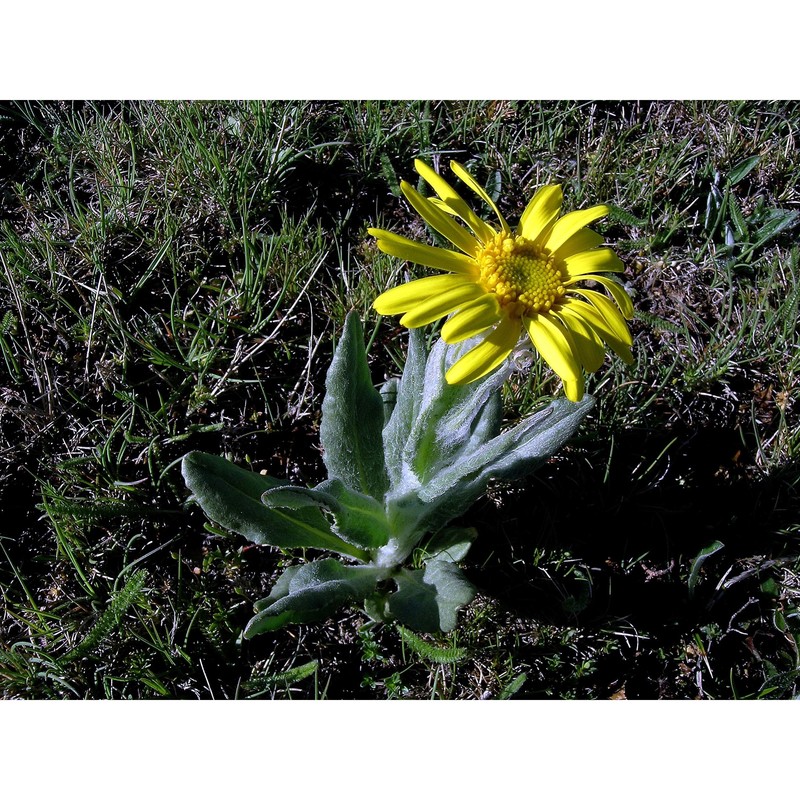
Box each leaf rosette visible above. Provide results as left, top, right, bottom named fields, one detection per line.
left=182, top=313, right=593, bottom=635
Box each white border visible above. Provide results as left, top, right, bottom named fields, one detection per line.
left=2, top=700, right=794, bottom=795
left=2, top=2, right=794, bottom=99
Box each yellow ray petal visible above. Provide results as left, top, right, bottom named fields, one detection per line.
left=428, top=197, right=456, bottom=215
left=523, top=313, right=582, bottom=385
left=449, top=161, right=511, bottom=234
left=569, top=288, right=633, bottom=344
left=562, top=247, right=624, bottom=278
left=440, top=294, right=502, bottom=344
left=518, top=184, right=563, bottom=241
left=414, top=159, right=496, bottom=244
left=369, top=228, right=478, bottom=276
left=399, top=282, right=487, bottom=328
left=553, top=308, right=606, bottom=372
left=373, top=274, right=472, bottom=315
left=401, top=181, right=481, bottom=257
left=563, top=379, right=585, bottom=402
left=567, top=274, right=634, bottom=319
left=561, top=299, right=634, bottom=364
left=543, top=204, right=609, bottom=255
left=445, top=316, right=522, bottom=384
left=552, top=228, right=604, bottom=261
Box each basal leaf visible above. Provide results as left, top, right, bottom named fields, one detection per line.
left=388, top=560, right=476, bottom=633
left=260, top=485, right=328, bottom=512
left=182, top=451, right=364, bottom=558
left=317, top=478, right=392, bottom=549
left=422, top=526, right=478, bottom=563
left=418, top=396, right=594, bottom=505
left=320, top=313, right=388, bottom=500
left=382, top=326, right=427, bottom=488
left=402, top=334, right=512, bottom=485
left=263, top=479, right=392, bottom=551
left=244, top=559, right=384, bottom=637
left=253, top=565, right=302, bottom=612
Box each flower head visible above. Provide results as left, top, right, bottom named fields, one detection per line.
left=370, top=159, right=635, bottom=401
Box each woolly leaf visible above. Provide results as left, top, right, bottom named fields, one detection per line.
left=262, top=478, right=391, bottom=550
left=422, top=526, right=478, bottom=563
left=380, top=377, right=399, bottom=425
left=182, top=452, right=363, bottom=558
left=320, top=313, right=389, bottom=500
left=252, top=566, right=302, bottom=613
left=244, top=559, right=384, bottom=637
left=381, top=397, right=593, bottom=550
left=402, top=333, right=512, bottom=486
left=388, top=560, right=476, bottom=633
left=381, top=326, right=427, bottom=488
left=418, top=396, right=594, bottom=506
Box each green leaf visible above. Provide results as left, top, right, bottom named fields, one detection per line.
left=262, top=478, right=391, bottom=550
left=388, top=560, right=476, bottom=633
left=422, top=526, right=478, bottom=563
left=727, top=155, right=760, bottom=186
left=58, top=568, right=148, bottom=665
left=418, top=396, right=594, bottom=505
left=397, top=626, right=467, bottom=664
left=259, top=486, right=326, bottom=512
left=485, top=168, right=502, bottom=204
left=320, top=312, right=389, bottom=500
left=244, top=559, right=384, bottom=637
left=380, top=152, right=400, bottom=196
left=728, top=193, right=748, bottom=240
left=401, top=333, right=511, bottom=486
left=748, top=208, right=799, bottom=252
left=497, top=672, right=527, bottom=700
left=243, top=660, right=319, bottom=697
left=688, top=540, right=725, bottom=598
left=394, top=396, right=594, bottom=541
left=182, top=452, right=364, bottom=558
left=252, top=565, right=301, bottom=612
left=381, top=326, right=427, bottom=488
left=606, top=205, right=647, bottom=227
left=380, top=377, right=399, bottom=425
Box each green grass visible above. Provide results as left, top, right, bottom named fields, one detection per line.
left=1, top=100, right=799, bottom=698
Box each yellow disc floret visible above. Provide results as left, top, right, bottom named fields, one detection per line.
left=477, top=231, right=565, bottom=319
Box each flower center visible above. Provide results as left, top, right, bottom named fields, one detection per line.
left=477, top=231, right=565, bottom=318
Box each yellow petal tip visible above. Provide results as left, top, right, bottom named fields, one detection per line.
left=564, top=380, right=584, bottom=402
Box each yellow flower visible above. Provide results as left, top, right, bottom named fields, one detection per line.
left=370, top=159, right=635, bottom=402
